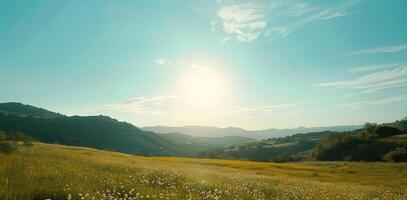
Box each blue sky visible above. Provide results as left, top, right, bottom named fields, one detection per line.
left=0, top=0, right=406, bottom=129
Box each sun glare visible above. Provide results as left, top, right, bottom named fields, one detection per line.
left=176, top=66, right=230, bottom=111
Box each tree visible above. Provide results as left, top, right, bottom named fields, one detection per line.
left=0, top=130, right=7, bottom=141
left=0, top=130, right=15, bottom=153
left=10, top=131, right=33, bottom=142
left=383, top=148, right=407, bottom=162
left=361, top=123, right=377, bottom=139
left=271, top=154, right=294, bottom=163
left=375, top=126, right=400, bottom=138
left=0, top=142, right=16, bottom=153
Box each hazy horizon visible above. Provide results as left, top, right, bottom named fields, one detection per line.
left=1, top=0, right=406, bottom=129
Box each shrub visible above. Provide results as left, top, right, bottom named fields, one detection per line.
left=23, top=140, right=33, bottom=147
left=0, top=130, right=7, bottom=141
left=9, top=131, right=34, bottom=142
left=383, top=148, right=407, bottom=162
left=375, top=126, right=401, bottom=138
left=271, top=154, right=294, bottom=163
left=360, top=123, right=377, bottom=139
left=0, top=142, right=16, bottom=154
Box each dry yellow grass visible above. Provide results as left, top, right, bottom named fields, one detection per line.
left=0, top=142, right=406, bottom=200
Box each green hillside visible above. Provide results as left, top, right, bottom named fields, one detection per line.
left=0, top=102, right=63, bottom=118
left=200, top=119, right=407, bottom=162
left=0, top=103, right=252, bottom=157
left=159, top=132, right=254, bottom=154
left=0, top=113, right=179, bottom=156
left=1, top=142, right=406, bottom=200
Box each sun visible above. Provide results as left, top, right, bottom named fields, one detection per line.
left=176, top=66, right=230, bottom=111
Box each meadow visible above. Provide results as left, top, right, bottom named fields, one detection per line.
left=0, top=143, right=406, bottom=200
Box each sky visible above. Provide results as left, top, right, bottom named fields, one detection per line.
left=0, top=0, right=406, bottom=130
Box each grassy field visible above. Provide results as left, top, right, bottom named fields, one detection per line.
left=0, top=143, right=406, bottom=200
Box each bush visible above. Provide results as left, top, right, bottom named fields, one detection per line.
left=383, top=148, right=407, bottom=162
left=375, top=126, right=401, bottom=138
left=23, top=140, right=33, bottom=147
left=271, top=154, right=294, bottom=163
left=0, top=130, right=7, bottom=141
left=9, top=131, right=34, bottom=142
left=360, top=123, right=377, bottom=139
left=0, top=142, right=16, bottom=154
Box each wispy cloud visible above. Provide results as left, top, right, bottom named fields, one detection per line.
left=103, top=95, right=181, bottom=116
left=348, top=44, right=407, bottom=56
left=154, top=58, right=212, bottom=71
left=339, top=94, right=407, bottom=109
left=219, top=36, right=231, bottom=44
left=229, top=103, right=301, bottom=114
left=123, top=95, right=181, bottom=105
left=263, top=26, right=291, bottom=41
left=210, top=20, right=219, bottom=32
left=267, top=0, right=361, bottom=41
left=283, top=3, right=315, bottom=17
left=155, top=58, right=171, bottom=65
left=319, top=12, right=351, bottom=20
left=317, top=66, right=407, bottom=93
left=216, top=2, right=267, bottom=42
left=349, top=63, right=407, bottom=73
left=318, top=0, right=362, bottom=20
left=211, top=0, right=362, bottom=43
left=102, top=94, right=301, bottom=118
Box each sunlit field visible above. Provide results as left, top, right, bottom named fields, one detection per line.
left=1, top=143, right=406, bottom=200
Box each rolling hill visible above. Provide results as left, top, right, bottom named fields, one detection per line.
left=0, top=102, right=252, bottom=156
left=199, top=119, right=407, bottom=162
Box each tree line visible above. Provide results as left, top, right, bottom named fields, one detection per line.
left=313, top=121, right=407, bottom=162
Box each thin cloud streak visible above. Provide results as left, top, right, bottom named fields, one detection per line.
left=319, top=0, right=362, bottom=20
left=349, top=63, right=407, bottom=73
left=348, top=44, right=407, bottom=56
left=283, top=3, right=315, bottom=17
left=319, top=12, right=352, bottom=20
left=264, top=0, right=362, bottom=42
left=228, top=103, right=301, bottom=114
left=123, top=95, right=181, bottom=105
left=317, top=66, right=407, bottom=93
left=339, top=94, right=407, bottom=109
left=154, top=58, right=213, bottom=73
left=102, top=95, right=301, bottom=118
left=103, top=95, right=181, bottom=117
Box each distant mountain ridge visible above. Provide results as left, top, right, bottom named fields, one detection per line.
left=143, top=124, right=363, bottom=139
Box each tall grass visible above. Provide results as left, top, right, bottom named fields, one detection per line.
left=0, top=143, right=406, bottom=200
